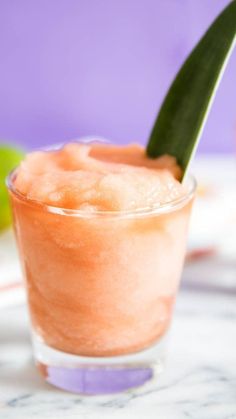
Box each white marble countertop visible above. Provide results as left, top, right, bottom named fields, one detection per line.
left=1, top=283, right=236, bottom=419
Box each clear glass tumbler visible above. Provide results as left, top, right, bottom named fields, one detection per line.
left=7, top=169, right=196, bottom=395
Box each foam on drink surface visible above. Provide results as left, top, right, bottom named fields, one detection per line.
left=15, top=142, right=185, bottom=211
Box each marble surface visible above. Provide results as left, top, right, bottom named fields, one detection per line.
left=1, top=283, right=236, bottom=419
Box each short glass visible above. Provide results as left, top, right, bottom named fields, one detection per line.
left=7, top=164, right=196, bottom=395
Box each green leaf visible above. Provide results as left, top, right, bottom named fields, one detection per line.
left=0, top=144, right=24, bottom=231
left=146, top=0, right=236, bottom=179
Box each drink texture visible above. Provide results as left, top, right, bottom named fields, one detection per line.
left=9, top=142, right=193, bottom=358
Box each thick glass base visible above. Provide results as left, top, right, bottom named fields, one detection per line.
left=33, top=333, right=168, bottom=395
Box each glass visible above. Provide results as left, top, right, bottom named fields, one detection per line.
left=7, top=165, right=196, bottom=395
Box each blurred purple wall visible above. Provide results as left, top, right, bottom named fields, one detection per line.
left=0, top=0, right=235, bottom=153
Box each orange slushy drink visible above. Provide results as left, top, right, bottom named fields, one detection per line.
left=8, top=141, right=195, bottom=393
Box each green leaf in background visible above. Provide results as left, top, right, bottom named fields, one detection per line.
left=0, top=145, right=24, bottom=231
left=146, top=0, right=236, bottom=179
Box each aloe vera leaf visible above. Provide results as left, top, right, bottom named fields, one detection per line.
left=146, top=1, right=236, bottom=179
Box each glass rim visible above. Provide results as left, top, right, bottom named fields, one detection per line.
left=7, top=168, right=197, bottom=219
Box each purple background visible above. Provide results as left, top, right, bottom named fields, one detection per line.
left=0, top=0, right=235, bottom=153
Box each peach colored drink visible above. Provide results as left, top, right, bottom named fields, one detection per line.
left=8, top=141, right=195, bottom=394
